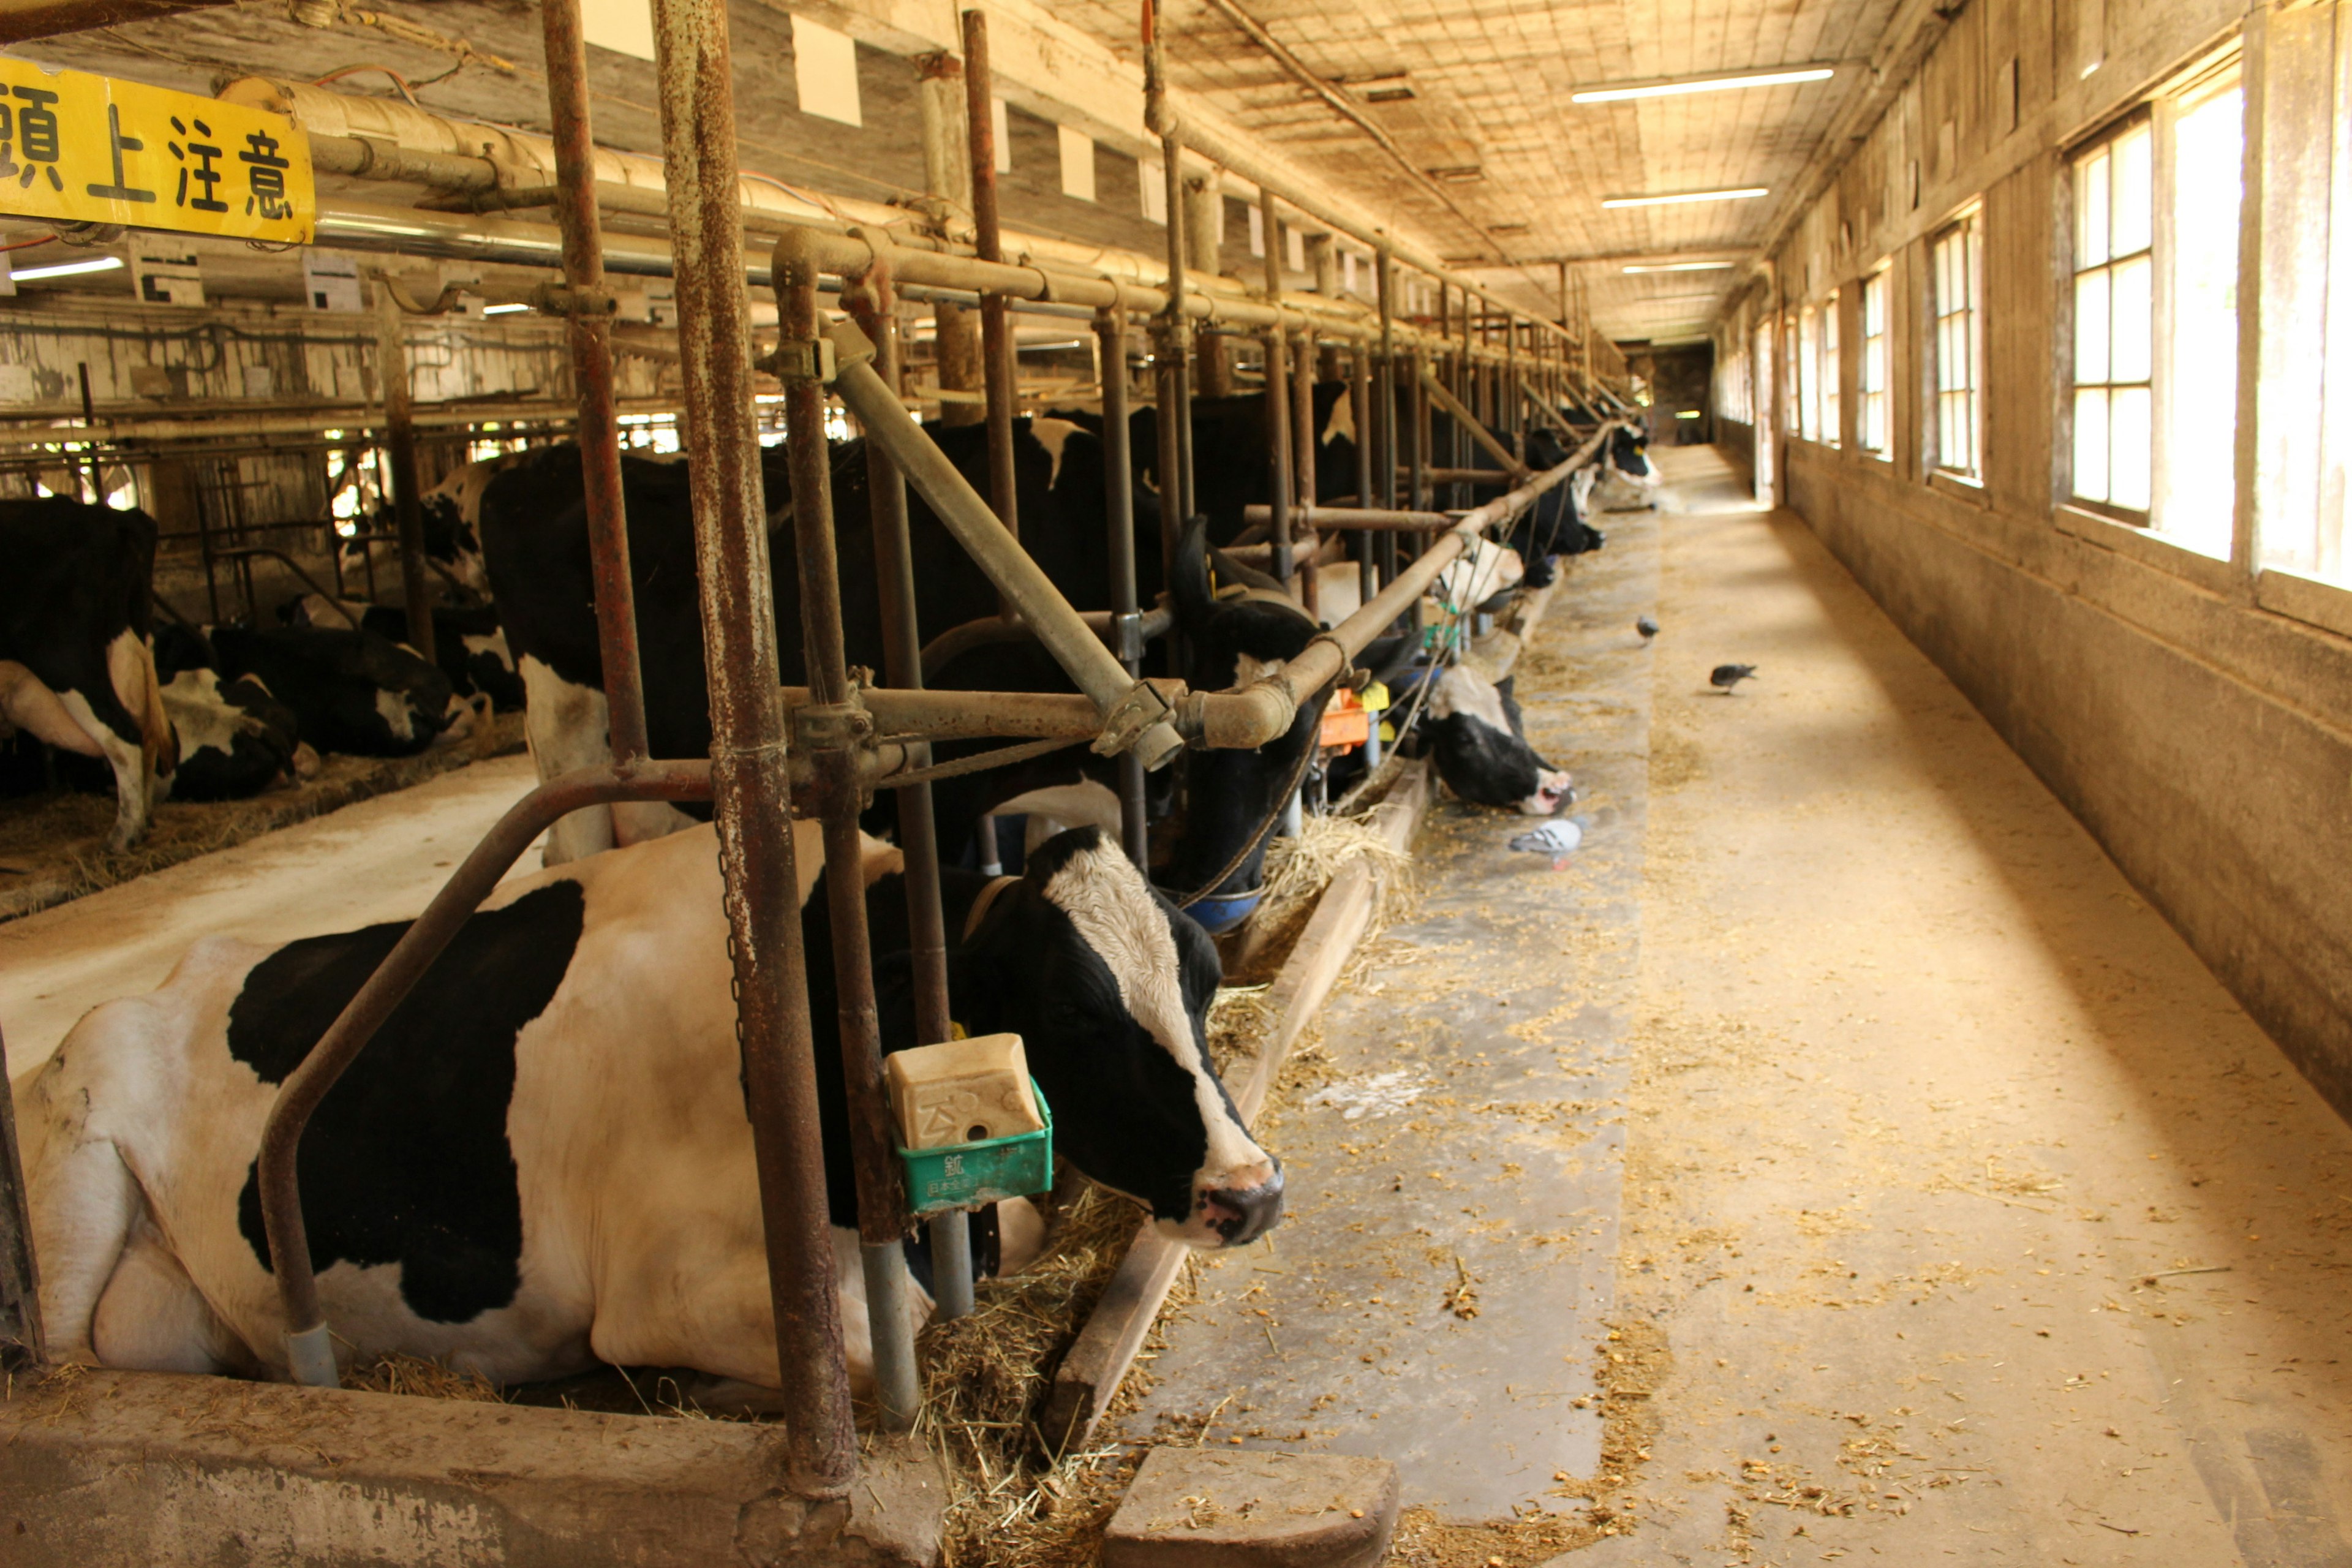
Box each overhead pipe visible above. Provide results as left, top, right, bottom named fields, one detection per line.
left=651, top=0, right=855, bottom=1498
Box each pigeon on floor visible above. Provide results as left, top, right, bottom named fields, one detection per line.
left=1636, top=614, right=1659, bottom=641
left=1710, top=663, right=1758, bottom=694
left=1509, top=817, right=1583, bottom=869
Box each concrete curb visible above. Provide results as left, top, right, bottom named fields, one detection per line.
left=0, top=1367, right=945, bottom=1567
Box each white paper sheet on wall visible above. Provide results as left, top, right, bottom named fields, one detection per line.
left=993, top=97, right=1010, bottom=173
left=580, top=0, right=655, bottom=61
left=1285, top=224, right=1305, bottom=274
left=792, top=15, right=862, bottom=127
left=1247, top=203, right=1264, bottom=257
left=304, top=251, right=363, bottom=312
left=1057, top=124, right=1096, bottom=203
left=1140, top=157, right=1166, bottom=225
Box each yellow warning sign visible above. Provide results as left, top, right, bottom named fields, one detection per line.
left=0, top=60, right=313, bottom=243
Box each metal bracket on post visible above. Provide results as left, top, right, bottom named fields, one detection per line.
left=525, top=279, right=619, bottom=317
left=1091, top=678, right=1180, bottom=761
left=1112, top=609, right=1148, bottom=666
left=774, top=335, right=842, bottom=385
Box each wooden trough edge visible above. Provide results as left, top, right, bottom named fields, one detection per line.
left=1039, top=758, right=1431, bottom=1455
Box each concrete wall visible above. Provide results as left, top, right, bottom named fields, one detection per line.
left=1743, top=0, right=2352, bottom=1118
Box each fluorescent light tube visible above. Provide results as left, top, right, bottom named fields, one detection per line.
left=1602, top=187, right=1769, bottom=209
left=1574, top=67, right=1835, bottom=104
left=15, top=256, right=124, bottom=281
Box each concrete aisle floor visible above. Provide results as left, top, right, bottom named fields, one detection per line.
left=1589, top=447, right=2352, bottom=1567
left=1123, top=492, right=1661, bottom=1532
left=1, top=753, right=543, bottom=1080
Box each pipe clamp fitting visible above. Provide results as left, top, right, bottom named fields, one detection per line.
left=774, top=336, right=840, bottom=384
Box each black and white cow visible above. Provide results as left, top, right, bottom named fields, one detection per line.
left=288, top=594, right=526, bottom=713
left=1127, top=383, right=1362, bottom=548
left=17, top=821, right=1279, bottom=1392
left=1422, top=664, right=1572, bottom=816
left=1593, top=425, right=1660, bottom=511
left=0, top=499, right=176, bottom=847
left=340, top=458, right=514, bottom=600
left=207, top=625, right=475, bottom=758
left=151, top=625, right=313, bottom=801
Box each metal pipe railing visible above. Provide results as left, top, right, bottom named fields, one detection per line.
left=963, top=7, right=1021, bottom=590
left=1096, top=298, right=1152, bottom=869
left=1259, top=186, right=1295, bottom=589
left=777, top=242, right=922, bottom=1433
left=650, top=0, right=854, bottom=1498
left=1420, top=366, right=1528, bottom=480
left=1245, top=503, right=1455, bottom=532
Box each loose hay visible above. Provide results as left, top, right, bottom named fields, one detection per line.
left=1237, top=807, right=1420, bottom=981
left=343, top=1352, right=506, bottom=1403
left=918, top=1177, right=1159, bottom=1567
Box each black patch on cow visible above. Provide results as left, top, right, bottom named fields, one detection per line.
left=228, top=880, right=585, bottom=1322
left=0, top=497, right=160, bottom=752
left=1425, top=673, right=1559, bottom=810
left=209, top=625, right=454, bottom=756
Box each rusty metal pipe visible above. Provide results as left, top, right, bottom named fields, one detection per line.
left=1096, top=301, right=1150, bottom=869
left=1349, top=341, right=1374, bottom=604
left=652, top=0, right=855, bottom=1496
left=1259, top=187, right=1294, bottom=587
left=541, top=0, right=647, bottom=763
left=258, top=761, right=715, bottom=1388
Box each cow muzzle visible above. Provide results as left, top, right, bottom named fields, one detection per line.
left=1197, top=1167, right=1285, bottom=1247
left=1521, top=769, right=1575, bottom=816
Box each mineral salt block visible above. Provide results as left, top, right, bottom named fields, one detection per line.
left=885, top=1033, right=1045, bottom=1149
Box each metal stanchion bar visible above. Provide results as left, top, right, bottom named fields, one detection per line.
left=1289, top=323, right=1318, bottom=617
left=1259, top=187, right=1294, bottom=586
left=1349, top=341, right=1374, bottom=604
left=650, top=0, right=853, bottom=1498
left=918, top=603, right=1174, bottom=682
left=1096, top=300, right=1151, bottom=869
left=777, top=239, right=921, bottom=1433
left=1243, top=503, right=1453, bottom=531
left=540, top=0, right=647, bottom=763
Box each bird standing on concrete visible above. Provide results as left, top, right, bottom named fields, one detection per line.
left=1509, top=817, right=1583, bottom=869
left=1710, top=663, right=1758, bottom=694
left=1636, top=614, right=1659, bottom=641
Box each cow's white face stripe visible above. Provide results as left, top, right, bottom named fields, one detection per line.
left=1038, top=839, right=1273, bottom=1212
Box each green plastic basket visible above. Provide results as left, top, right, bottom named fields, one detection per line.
left=896, top=1079, right=1054, bottom=1217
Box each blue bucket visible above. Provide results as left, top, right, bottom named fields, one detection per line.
left=1182, top=885, right=1265, bottom=935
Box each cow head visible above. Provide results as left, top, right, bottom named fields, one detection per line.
left=1431, top=666, right=1572, bottom=816
left=1163, top=516, right=1328, bottom=930
left=953, top=826, right=1283, bottom=1246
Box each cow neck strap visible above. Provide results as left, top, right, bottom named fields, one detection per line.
left=963, top=874, right=1021, bottom=941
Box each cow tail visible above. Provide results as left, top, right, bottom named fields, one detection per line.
left=134, top=634, right=177, bottom=778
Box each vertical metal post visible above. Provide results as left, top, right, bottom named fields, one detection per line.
left=1349, top=337, right=1373, bottom=600
left=650, top=0, right=854, bottom=1499
left=75, top=362, right=101, bottom=504
left=1144, top=0, right=1195, bottom=617
left=1289, top=322, right=1317, bottom=617
left=542, top=0, right=647, bottom=763
left=777, top=239, right=922, bottom=1434
left=1182, top=169, right=1233, bottom=399
left=373, top=288, right=437, bottom=665
left=1409, top=326, right=1430, bottom=650
left=963, top=10, right=1020, bottom=554
left=1259, top=187, right=1294, bottom=587
left=1097, top=301, right=1150, bottom=869
left=1374, top=249, right=1398, bottom=601
left=847, top=262, right=973, bottom=1326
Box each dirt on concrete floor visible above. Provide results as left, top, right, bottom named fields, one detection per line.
left=1574, top=446, right=2352, bottom=1566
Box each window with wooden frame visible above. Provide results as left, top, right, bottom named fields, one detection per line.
left=1821, top=290, right=1841, bottom=447
left=2070, top=116, right=2155, bottom=515
left=1932, top=206, right=1985, bottom=479
left=1860, top=270, right=1890, bottom=456
left=1799, top=306, right=1822, bottom=441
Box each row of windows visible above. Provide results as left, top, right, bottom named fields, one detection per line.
left=1772, top=66, right=2247, bottom=568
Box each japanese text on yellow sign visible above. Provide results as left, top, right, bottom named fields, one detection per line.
left=0, top=59, right=313, bottom=243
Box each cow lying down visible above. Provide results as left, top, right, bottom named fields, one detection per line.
left=1425, top=665, right=1573, bottom=816
left=18, top=821, right=1280, bottom=1395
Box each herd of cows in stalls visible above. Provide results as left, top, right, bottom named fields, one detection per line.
left=1, top=386, right=1656, bottom=1396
